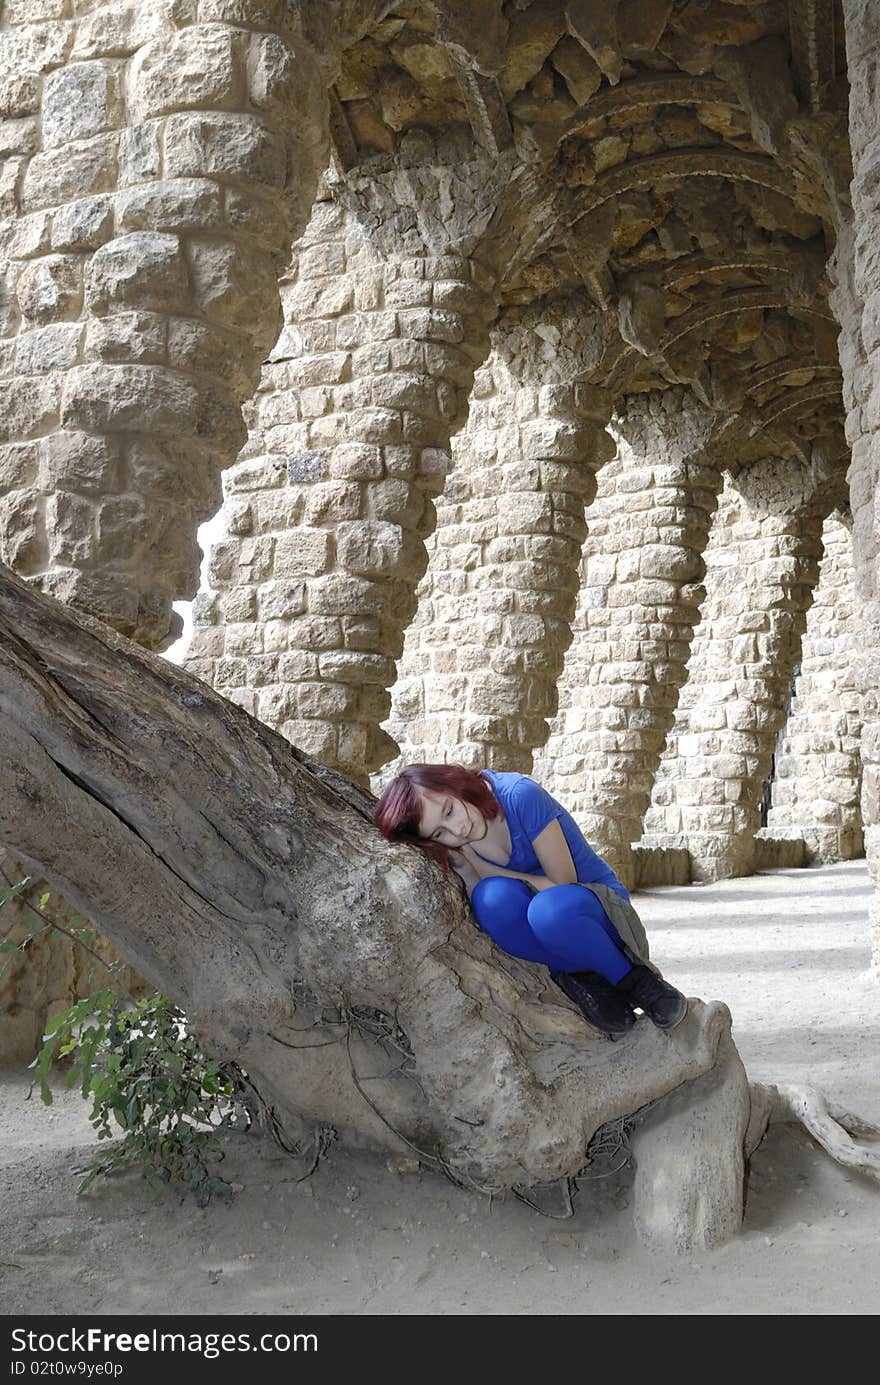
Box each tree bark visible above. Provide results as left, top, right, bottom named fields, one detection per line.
left=0, top=561, right=749, bottom=1244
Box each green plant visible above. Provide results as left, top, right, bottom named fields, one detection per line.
left=1, top=876, right=248, bottom=1206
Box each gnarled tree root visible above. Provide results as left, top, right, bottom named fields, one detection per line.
left=747, top=1081, right=880, bottom=1182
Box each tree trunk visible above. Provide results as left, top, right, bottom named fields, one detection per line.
left=0, top=561, right=751, bottom=1247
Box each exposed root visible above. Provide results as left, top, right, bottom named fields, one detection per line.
left=751, top=1081, right=880, bottom=1182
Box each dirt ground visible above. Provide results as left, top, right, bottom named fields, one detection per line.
left=2, top=860, right=879, bottom=1316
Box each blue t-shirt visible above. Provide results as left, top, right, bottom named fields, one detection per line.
left=477, top=771, right=628, bottom=899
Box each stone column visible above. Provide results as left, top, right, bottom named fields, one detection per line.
left=644, top=464, right=824, bottom=881
left=186, top=149, right=507, bottom=782
left=767, top=512, right=864, bottom=862
left=836, top=1, right=880, bottom=964
left=533, top=391, right=724, bottom=885
left=0, top=0, right=331, bottom=649
left=381, top=296, right=612, bottom=777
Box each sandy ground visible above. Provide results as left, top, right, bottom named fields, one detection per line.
left=2, top=860, right=879, bottom=1317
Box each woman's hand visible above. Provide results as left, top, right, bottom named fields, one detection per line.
left=456, top=841, right=564, bottom=894
left=448, top=846, right=481, bottom=893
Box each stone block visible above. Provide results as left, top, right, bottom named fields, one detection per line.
left=187, top=237, right=280, bottom=339
left=297, top=244, right=347, bottom=280
left=71, top=2, right=200, bottom=60
left=6, top=209, right=52, bottom=260
left=397, top=307, right=464, bottom=344
left=0, top=442, right=39, bottom=492
left=256, top=580, right=307, bottom=620
left=84, top=311, right=167, bottom=365
left=281, top=718, right=337, bottom=761
left=335, top=519, right=407, bottom=577
left=296, top=681, right=358, bottom=719
left=0, top=116, right=38, bottom=158
left=166, top=318, right=254, bottom=398
left=0, top=376, right=61, bottom=443
left=329, top=443, right=384, bottom=480
left=364, top=478, right=423, bottom=527
left=0, top=22, right=72, bottom=99
left=223, top=499, right=254, bottom=536
left=45, top=491, right=96, bottom=565
left=0, top=66, right=39, bottom=120
left=223, top=186, right=289, bottom=253
left=284, top=352, right=351, bottom=389
left=277, top=650, right=319, bottom=681
left=307, top=573, right=387, bottom=616
left=117, top=178, right=222, bottom=233
left=40, top=431, right=122, bottom=495
left=318, top=651, right=396, bottom=686
left=51, top=195, right=115, bottom=252
left=273, top=529, right=332, bottom=577
left=0, top=487, right=43, bottom=567
left=214, top=657, right=247, bottom=689
left=20, top=133, right=118, bottom=212
left=128, top=26, right=242, bottom=123
left=60, top=363, right=198, bottom=435
left=118, top=122, right=163, bottom=186
left=164, top=111, right=287, bottom=188
left=15, top=255, right=82, bottom=324
left=14, top=323, right=82, bottom=375
left=285, top=615, right=341, bottom=650
left=85, top=232, right=190, bottom=316
left=185, top=626, right=224, bottom=658
left=42, top=61, right=124, bottom=148
left=303, top=482, right=362, bottom=525
left=246, top=31, right=306, bottom=119
left=225, top=454, right=287, bottom=492
left=285, top=451, right=329, bottom=484
left=95, top=494, right=152, bottom=560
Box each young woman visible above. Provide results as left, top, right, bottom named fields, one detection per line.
left=374, top=763, right=688, bottom=1038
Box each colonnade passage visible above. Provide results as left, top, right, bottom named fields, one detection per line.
left=2, top=0, right=880, bottom=1064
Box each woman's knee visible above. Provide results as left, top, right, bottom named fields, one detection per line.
left=526, top=884, right=586, bottom=932
left=472, top=876, right=533, bottom=924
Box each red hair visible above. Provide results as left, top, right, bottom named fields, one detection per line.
left=374, top=763, right=503, bottom=869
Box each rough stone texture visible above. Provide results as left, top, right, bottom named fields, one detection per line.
left=185, top=149, right=515, bottom=782
left=533, top=390, right=724, bottom=886
left=832, top=0, right=880, bottom=964
left=380, top=295, right=613, bottom=778
left=644, top=466, right=828, bottom=881
left=766, top=512, right=864, bottom=864
left=631, top=842, right=690, bottom=888
left=0, top=0, right=333, bottom=650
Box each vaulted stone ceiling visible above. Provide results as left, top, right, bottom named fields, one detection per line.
left=329, top=0, right=850, bottom=478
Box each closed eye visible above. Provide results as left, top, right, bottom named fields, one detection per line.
left=432, top=801, right=452, bottom=839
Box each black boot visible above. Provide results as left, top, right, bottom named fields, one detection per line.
left=550, top=970, right=636, bottom=1038
left=616, top=964, right=688, bottom=1030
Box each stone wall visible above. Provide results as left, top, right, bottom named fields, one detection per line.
left=0, top=0, right=332, bottom=650
left=380, top=294, right=613, bottom=778
left=834, top=0, right=880, bottom=964
left=766, top=512, right=864, bottom=863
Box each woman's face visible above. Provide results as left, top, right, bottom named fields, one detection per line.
left=417, top=789, right=487, bottom=849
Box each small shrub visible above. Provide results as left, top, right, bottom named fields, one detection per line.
left=2, top=877, right=248, bottom=1206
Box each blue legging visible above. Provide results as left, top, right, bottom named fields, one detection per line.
left=471, top=878, right=633, bottom=983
